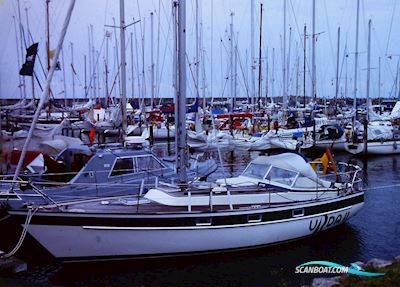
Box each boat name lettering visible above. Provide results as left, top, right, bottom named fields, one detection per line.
left=309, top=211, right=350, bottom=233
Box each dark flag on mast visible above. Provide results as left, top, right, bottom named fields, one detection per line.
left=19, top=43, right=39, bottom=76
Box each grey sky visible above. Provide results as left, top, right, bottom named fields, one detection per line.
left=0, top=0, right=399, bottom=101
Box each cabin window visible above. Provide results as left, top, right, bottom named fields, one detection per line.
left=243, top=163, right=271, bottom=179
left=136, top=156, right=164, bottom=172
left=196, top=218, right=212, bottom=226
left=110, top=158, right=134, bottom=176
left=292, top=208, right=304, bottom=217
left=247, top=214, right=262, bottom=223
left=266, top=167, right=297, bottom=186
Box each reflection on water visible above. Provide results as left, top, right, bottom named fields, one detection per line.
left=7, top=146, right=400, bottom=286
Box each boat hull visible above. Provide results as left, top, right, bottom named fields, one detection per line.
left=10, top=193, right=363, bottom=261
left=344, top=140, right=400, bottom=155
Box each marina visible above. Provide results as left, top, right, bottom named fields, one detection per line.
left=1, top=0, right=400, bottom=286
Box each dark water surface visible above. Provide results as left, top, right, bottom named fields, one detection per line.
left=4, top=145, right=400, bottom=287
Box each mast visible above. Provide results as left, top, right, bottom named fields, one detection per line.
left=70, top=42, right=75, bottom=104
left=130, top=32, right=135, bottom=99
left=210, top=0, right=214, bottom=103
left=295, top=55, right=299, bottom=107
left=61, top=47, right=67, bottom=107
left=257, top=3, right=263, bottom=108
left=105, top=31, right=110, bottom=103
left=119, top=0, right=127, bottom=137
left=91, top=25, right=96, bottom=100
left=25, top=7, right=35, bottom=101
left=84, top=55, right=87, bottom=99
left=46, top=0, right=51, bottom=72
left=335, top=27, right=340, bottom=110
left=17, top=0, right=26, bottom=100
left=87, top=27, right=92, bottom=99
left=272, top=48, right=275, bottom=103
left=303, top=24, right=307, bottom=108
left=13, top=0, right=76, bottom=184
left=230, top=12, right=234, bottom=109
left=176, top=0, right=187, bottom=185
left=345, top=47, right=348, bottom=99
left=250, top=0, right=255, bottom=107
left=265, top=48, right=269, bottom=105
left=201, top=23, right=206, bottom=110
left=366, top=19, right=371, bottom=119
left=196, top=0, right=200, bottom=105
left=287, top=26, right=292, bottom=103
left=378, top=56, right=381, bottom=102
left=283, top=0, right=287, bottom=109
left=353, top=0, right=360, bottom=109
left=151, top=11, right=155, bottom=107
left=311, top=0, right=316, bottom=102
left=234, top=33, right=238, bottom=109
left=12, top=16, right=23, bottom=99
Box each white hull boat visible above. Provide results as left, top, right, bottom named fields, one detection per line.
left=6, top=153, right=364, bottom=261
left=10, top=194, right=362, bottom=260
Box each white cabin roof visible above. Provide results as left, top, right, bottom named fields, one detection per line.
left=251, top=153, right=316, bottom=179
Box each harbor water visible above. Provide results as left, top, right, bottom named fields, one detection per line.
left=2, top=144, right=400, bottom=287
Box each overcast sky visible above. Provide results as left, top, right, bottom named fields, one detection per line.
left=1, top=0, right=400, bottom=101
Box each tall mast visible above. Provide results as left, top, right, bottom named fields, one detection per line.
left=283, top=0, right=287, bottom=109
left=61, top=47, right=67, bottom=107
left=311, top=0, right=316, bottom=102
left=353, top=0, right=360, bottom=109
left=201, top=23, right=206, bottom=110
left=70, top=42, right=75, bottom=104
left=250, top=0, right=255, bottom=107
left=378, top=56, right=381, bottom=101
left=105, top=31, right=110, bottom=103
left=119, top=0, right=127, bottom=137
left=87, top=26, right=92, bottom=99
left=25, top=7, right=35, bottom=101
left=46, top=0, right=51, bottom=72
left=265, top=48, right=269, bottom=104
left=303, top=24, right=307, bottom=108
left=366, top=19, right=371, bottom=119
left=12, top=16, right=23, bottom=99
left=91, top=25, right=96, bottom=100
left=46, top=0, right=51, bottom=100
left=272, top=48, right=275, bottom=103
left=17, top=0, right=26, bottom=99
left=234, top=33, right=238, bottom=109
left=287, top=26, right=292, bottom=103
left=196, top=0, right=200, bottom=104
left=84, top=55, right=87, bottom=99
left=345, top=46, right=348, bottom=99
left=130, top=32, right=135, bottom=99
left=210, top=0, right=214, bottom=103
left=177, top=0, right=187, bottom=185
left=335, top=27, right=340, bottom=110
left=150, top=11, right=155, bottom=107
left=257, top=3, right=263, bottom=108
left=230, top=12, right=234, bottom=109
left=295, top=55, right=299, bottom=107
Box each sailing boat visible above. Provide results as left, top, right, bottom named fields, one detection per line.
left=4, top=0, right=364, bottom=261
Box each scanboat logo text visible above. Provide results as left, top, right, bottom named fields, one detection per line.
left=295, top=261, right=385, bottom=277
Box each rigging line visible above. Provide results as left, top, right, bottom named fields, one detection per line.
left=156, top=1, right=173, bottom=100
left=323, top=0, right=336, bottom=73
left=288, top=0, right=312, bottom=86
left=156, top=16, right=172, bottom=101
left=384, top=0, right=397, bottom=55
left=84, top=34, right=106, bottom=99
left=186, top=53, right=200, bottom=99
left=233, top=37, right=250, bottom=99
